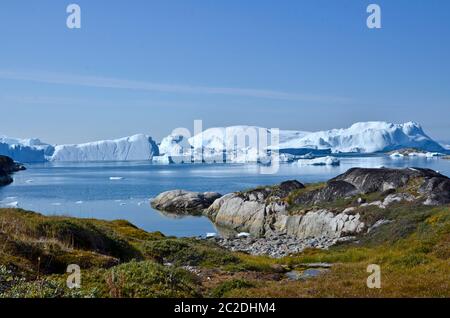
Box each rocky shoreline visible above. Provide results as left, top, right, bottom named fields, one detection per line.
left=0, top=155, right=26, bottom=186
left=152, top=167, right=450, bottom=257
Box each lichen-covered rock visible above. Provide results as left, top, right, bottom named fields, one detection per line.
left=420, top=177, right=450, bottom=205
left=274, top=210, right=364, bottom=239
left=151, top=190, right=222, bottom=214
left=206, top=192, right=267, bottom=236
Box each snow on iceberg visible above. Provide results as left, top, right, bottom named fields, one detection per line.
left=51, top=134, right=159, bottom=162
left=274, top=121, right=445, bottom=153
left=158, top=134, right=185, bottom=156
left=183, top=122, right=444, bottom=164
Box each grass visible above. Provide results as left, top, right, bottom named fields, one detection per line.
left=0, top=202, right=449, bottom=298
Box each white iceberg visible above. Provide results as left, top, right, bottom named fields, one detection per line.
left=4, top=201, right=19, bottom=208
left=390, top=152, right=404, bottom=158
left=180, top=121, right=445, bottom=163
left=295, top=156, right=340, bottom=166
left=51, top=134, right=159, bottom=162
left=158, top=134, right=185, bottom=156
left=109, top=177, right=124, bottom=180
left=0, top=136, right=54, bottom=163
left=152, top=155, right=173, bottom=164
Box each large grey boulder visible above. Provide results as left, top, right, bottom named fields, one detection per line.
left=274, top=210, right=365, bottom=239
left=151, top=190, right=222, bottom=214
left=206, top=192, right=268, bottom=236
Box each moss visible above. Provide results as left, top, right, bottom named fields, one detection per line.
left=1, top=204, right=449, bottom=298
left=210, top=279, right=255, bottom=298
left=81, top=260, right=200, bottom=298
left=142, top=238, right=239, bottom=267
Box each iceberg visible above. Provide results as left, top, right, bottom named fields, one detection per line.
left=158, top=134, right=185, bottom=156
left=51, top=134, right=159, bottom=162
left=181, top=121, right=444, bottom=163
left=274, top=121, right=445, bottom=154
left=0, top=136, right=54, bottom=163
left=294, top=156, right=340, bottom=166
left=152, top=155, right=173, bottom=164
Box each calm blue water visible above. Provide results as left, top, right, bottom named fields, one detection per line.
left=1, top=156, right=449, bottom=237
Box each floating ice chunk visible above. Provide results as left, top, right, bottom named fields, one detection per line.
left=75, top=201, right=83, bottom=204
left=152, top=155, right=173, bottom=164
left=206, top=233, right=217, bottom=238
left=389, top=152, right=404, bottom=158
left=51, top=203, right=61, bottom=206
left=295, top=156, right=340, bottom=166
left=4, top=201, right=19, bottom=208
left=109, top=177, right=124, bottom=180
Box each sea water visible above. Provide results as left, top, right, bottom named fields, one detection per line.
left=1, top=156, right=449, bottom=237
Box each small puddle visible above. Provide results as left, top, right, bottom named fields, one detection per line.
left=285, top=264, right=331, bottom=281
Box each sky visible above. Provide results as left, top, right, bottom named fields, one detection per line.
left=0, top=0, right=449, bottom=144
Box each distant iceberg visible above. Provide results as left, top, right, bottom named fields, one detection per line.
left=1, top=121, right=446, bottom=164
left=176, top=121, right=445, bottom=163
left=51, top=134, right=159, bottom=162
left=0, top=136, right=54, bottom=163
left=294, top=156, right=340, bottom=166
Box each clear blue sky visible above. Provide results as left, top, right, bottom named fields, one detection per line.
left=0, top=0, right=449, bottom=144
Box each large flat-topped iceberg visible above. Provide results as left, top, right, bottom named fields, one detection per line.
left=50, top=134, right=159, bottom=162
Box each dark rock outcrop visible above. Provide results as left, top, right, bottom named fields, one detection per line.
left=151, top=190, right=222, bottom=214
left=278, top=180, right=305, bottom=196
left=331, top=167, right=441, bottom=193
left=0, top=155, right=25, bottom=186
left=294, top=181, right=359, bottom=206
left=0, top=155, right=26, bottom=173
left=293, top=167, right=450, bottom=206
left=0, top=169, right=13, bottom=186
left=419, top=176, right=450, bottom=205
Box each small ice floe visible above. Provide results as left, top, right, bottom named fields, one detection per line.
left=137, top=201, right=147, bottom=206
left=389, top=152, right=404, bottom=158
left=5, top=201, right=19, bottom=208
left=3, top=197, right=17, bottom=201
left=25, top=179, right=34, bottom=183
left=75, top=201, right=84, bottom=204
left=51, top=203, right=62, bottom=206
left=109, top=177, right=124, bottom=181
left=295, top=156, right=340, bottom=166
left=119, top=202, right=126, bottom=206
left=426, top=152, right=442, bottom=158
left=236, top=232, right=251, bottom=238
left=206, top=232, right=217, bottom=239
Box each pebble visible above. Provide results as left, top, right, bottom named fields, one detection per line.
left=214, top=235, right=349, bottom=258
